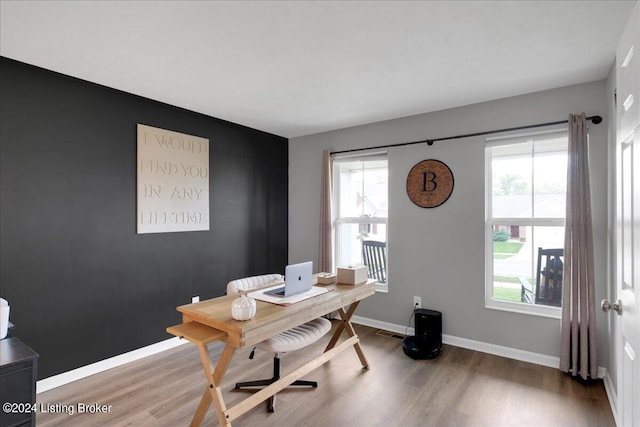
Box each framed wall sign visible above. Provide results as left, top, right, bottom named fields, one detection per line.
left=406, top=159, right=454, bottom=208
left=137, top=124, right=210, bottom=234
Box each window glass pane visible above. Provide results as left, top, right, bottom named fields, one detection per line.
left=487, top=130, right=569, bottom=313
left=533, top=137, right=567, bottom=218
left=491, top=224, right=564, bottom=307
left=531, top=226, right=565, bottom=306
left=337, top=223, right=387, bottom=267
left=363, top=164, right=388, bottom=217
left=491, top=134, right=568, bottom=220
left=334, top=154, right=388, bottom=286
left=338, top=162, right=362, bottom=217
left=337, top=160, right=388, bottom=218
left=492, top=225, right=532, bottom=303
left=491, top=142, right=533, bottom=218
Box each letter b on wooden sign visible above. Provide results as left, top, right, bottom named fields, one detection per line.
left=406, top=159, right=454, bottom=208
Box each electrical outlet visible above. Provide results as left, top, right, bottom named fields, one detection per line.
left=192, top=295, right=200, bottom=303
left=413, top=296, right=422, bottom=309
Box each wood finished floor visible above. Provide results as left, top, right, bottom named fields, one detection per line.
left=36, top=323, right=614, bottom=426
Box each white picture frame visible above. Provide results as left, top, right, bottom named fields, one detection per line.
left=136, top=124, right=209, bottom=234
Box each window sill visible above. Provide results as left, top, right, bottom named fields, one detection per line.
left=485, top=298, right=561, bottom=319
left=374, top=282, right=388, bottom=293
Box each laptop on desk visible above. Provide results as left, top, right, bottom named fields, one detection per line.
left=264, top=261, right=313, bottom=297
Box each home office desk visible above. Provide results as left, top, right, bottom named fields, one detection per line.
left=167, top=280, right=375, bottom=426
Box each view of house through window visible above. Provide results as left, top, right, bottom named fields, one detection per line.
left=486, top=130, right=568, bottom=313
left=333, top=153, right=388, bottom=286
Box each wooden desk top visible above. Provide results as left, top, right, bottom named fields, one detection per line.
left=177, top=281, right=375, bottom=348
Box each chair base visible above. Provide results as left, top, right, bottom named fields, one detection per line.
left=235, top=379, right=318, bottom=388
left=234, top=354, right=318, bottom=412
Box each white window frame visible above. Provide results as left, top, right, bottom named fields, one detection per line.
left=484, top=129, right=567, bottom=319
left=333, top=151, right=389, bottom=292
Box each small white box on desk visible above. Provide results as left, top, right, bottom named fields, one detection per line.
left=317, top=272, right=337, bottom=285
left=337, top=266, right=368, bottom=285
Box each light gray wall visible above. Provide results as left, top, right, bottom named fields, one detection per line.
left=289, top=81, right=609, bottom=363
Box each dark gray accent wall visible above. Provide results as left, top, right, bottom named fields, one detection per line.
left=0, top=57, right=288, bottom=379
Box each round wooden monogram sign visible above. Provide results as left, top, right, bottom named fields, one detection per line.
left=406, top=159, right=454, bottom=208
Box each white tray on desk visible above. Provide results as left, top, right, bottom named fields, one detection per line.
left=248, top=285, right=330, bottom=306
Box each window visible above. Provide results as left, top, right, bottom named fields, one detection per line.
left=333, top=152, right=388, bottom=290
left=485, top=130, right=568, bottom=317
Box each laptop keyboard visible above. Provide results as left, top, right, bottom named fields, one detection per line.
left=265, top=286, right=285, bottom=296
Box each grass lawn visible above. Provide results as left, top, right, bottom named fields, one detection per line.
left=493, top=286, right=522, bottom=302
left=493, top=275, right=532, bottom=283
left=492, top=241, right=527, bottom=302
left=493, top=240, right=525, bottom=260
left=493, top=241, right=524, bottom=253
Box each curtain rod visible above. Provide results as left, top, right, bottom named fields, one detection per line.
left=330, top=115, right=603, bottom=155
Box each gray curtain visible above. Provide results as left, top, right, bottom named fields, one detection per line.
left=559, top=113, right=598, bottom=380
left=319, top=150, right=333, bottom=273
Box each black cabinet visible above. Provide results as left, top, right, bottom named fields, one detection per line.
left=0, top=338, right=38, bottom=427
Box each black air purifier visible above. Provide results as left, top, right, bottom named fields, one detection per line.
left=402, top=309, right=442, bottom=359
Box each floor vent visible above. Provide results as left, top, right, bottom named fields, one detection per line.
left=376, top=330, right=406, bottom=340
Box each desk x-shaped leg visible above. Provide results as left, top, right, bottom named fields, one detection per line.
left=166, top=322, right=235, bottom=426
left=192, top=343, right=235, bottom=427
left=324, top=301, right=369, bottom=369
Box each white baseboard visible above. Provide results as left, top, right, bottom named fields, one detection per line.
left=351, top=315, right=412, bottom=337
left=603, top=369, right=619, bottom=426
left=36, top=337, right=187, bottom=394
left=351, top=315, right=607, bottom=377
left=443, top=333, right=560, bottom=368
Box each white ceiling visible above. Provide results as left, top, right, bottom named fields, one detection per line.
left=0, top=1, right=635, bottom=138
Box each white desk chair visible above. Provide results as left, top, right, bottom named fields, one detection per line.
left=226, top=274, right=332, bottom=412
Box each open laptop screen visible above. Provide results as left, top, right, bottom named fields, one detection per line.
left=264, top=261, right=313, bottom=297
